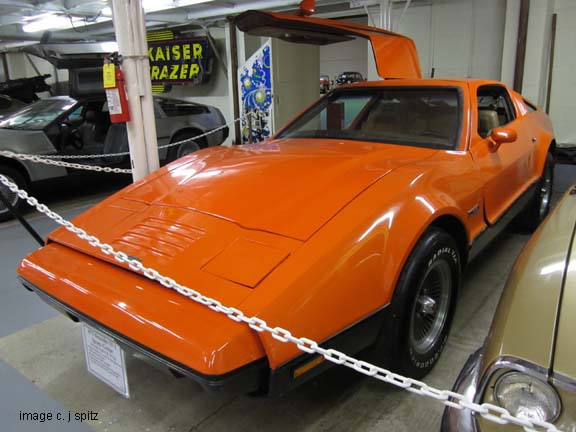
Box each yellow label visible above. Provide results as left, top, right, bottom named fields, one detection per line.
left=103, top=63, right=116, bottom=88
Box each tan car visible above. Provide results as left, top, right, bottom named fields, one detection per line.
left=442, top=185, right=576, bottom=431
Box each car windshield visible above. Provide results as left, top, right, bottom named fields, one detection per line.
left=0, top=98, right=77, bottom=130
left=277, top=87, right=461, bottom=149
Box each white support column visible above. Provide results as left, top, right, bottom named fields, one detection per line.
left=111, top=0, right=159, bottom=182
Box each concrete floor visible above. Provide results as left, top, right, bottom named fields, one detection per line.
left=1, top=166, right=575, bottom=432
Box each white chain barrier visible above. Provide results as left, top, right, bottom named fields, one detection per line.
left=0, top=116, right=243, bottom=174
left=0, top=174, right=561, bottom=432
left=17, top=117, right=241, bottom=160
left=0, top=151, right=133, bottom=174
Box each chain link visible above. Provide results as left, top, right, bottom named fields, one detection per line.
left=0, top=151, right=133, bottom=174
left=0, top=173, right=561, bottom=432
left=15, top=117, right=242, bottom=160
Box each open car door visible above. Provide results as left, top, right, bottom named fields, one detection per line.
left=235, top=10, right=421, bottom=80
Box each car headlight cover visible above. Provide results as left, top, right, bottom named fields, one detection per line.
left=494, top=371, right=561, bottom=423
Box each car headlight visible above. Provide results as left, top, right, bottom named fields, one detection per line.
left=494, top=371, right=561, bottom=422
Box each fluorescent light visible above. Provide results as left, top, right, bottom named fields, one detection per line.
left=142, top=0, right=213, bottom=13
left=101, top=41, right=118, bottom=52
left=23, top=15, right=76, bottom=33
left=22, top=13, right=111, bottom=33
left=179, top=0, right=214, bottom=6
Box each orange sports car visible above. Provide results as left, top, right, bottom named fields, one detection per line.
left=17, top=11, right=556, bottom=396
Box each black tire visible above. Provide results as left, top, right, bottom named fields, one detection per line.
left=0, top=165, right=28, bottom=223
left=379, top=227, right=460, bottom=379
left=515, top=152, right=554, bottom=232
left=168, top=130, right=204, bottom=161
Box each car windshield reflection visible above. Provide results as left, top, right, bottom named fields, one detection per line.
left=0, top=98, right=77, bottom=130
left=278, top=87, right=462, bottom=150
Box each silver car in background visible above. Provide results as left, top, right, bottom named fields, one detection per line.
left=0, top=95, right=228, bottom=221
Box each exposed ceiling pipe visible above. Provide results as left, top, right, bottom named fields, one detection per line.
left=0, top=40, right=38, bottom=52
left=394, top=0, right=411, bottom=32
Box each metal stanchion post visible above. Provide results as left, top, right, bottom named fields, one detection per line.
left=0, top=192, right=43, bottom=246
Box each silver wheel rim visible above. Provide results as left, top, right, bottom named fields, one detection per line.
left=539, top=166, right=552, bottom=219
left=409, top=260, right=452, bottom=355
left=0, top=174, right=19, bottom=215
left=177, top=140, right=199, bottom=158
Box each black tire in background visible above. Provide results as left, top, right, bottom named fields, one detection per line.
left=0, top=165, right=28, bottom=222
left=515, top=152, right=554, bottom=232
left=378, top=227, right=461, bottom=379
left=168, top=130, right=204, bottom=161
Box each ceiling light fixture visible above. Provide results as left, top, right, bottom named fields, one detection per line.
left=22, top=13, right=110, bottom=33
left=142, top=0, right=213, bottom=13
left=23, top=15, right=78, bottom=33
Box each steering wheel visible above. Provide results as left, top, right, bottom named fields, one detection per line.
left=70, top=127, right=84, bottom=149
left=62, top=120, right=83, bottom=149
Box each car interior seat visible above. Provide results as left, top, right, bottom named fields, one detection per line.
left=93, top=111, right=111, bottom=143
left=359, top=102, right=404, bottom=135
left=101, top=123, right=128, bottom=164
left=77, top=110, right=97, bottom=148
left=478, top=110, right=499, bottom=138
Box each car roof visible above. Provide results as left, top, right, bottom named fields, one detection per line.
left=335, top=78, right=505, bottom=89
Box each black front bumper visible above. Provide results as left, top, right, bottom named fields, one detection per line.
left=441, top=348, right=483, bottom=432
left=20, top=277, right=268, bottom=395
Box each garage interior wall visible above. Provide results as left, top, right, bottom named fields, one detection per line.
left=5, top=52, right=68, bottom=93
left=365, top=0, right=506, bottom=80
left=272, top=38, right=319, bottom=130
left=547, top=0, right=576, bottom=147
left=319, top=16, right=368, bottom=81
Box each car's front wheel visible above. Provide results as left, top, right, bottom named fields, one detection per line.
left=379, top=227, right=460, bottom=379
left=0, top=165, right=28, bottom=222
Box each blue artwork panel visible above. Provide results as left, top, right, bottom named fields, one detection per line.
left=238, top=42, right=273, bottom=143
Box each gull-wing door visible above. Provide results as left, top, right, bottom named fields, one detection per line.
left=235, top=10, right=421, bottom=80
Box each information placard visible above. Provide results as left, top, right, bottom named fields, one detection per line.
left=82, top=324, right=130, bottom=398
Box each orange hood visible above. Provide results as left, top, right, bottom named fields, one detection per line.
left=46, top=139, right=435, bottom=283
left=111, top=139, right=435, bottom=241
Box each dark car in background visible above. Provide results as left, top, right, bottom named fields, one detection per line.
left=335, top=71, right=364, bottom=86
left=0, top=95, right=228, bottom=221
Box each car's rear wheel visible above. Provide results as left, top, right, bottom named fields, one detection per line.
left=0, top=165, right=28, bottom=222
left=378, top=227, right=460, bottom=379
left=516, top=152, right=554, bottom=232
left=168, top=130, right=204, bottom=161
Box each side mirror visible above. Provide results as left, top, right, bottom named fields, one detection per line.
left=489, top=127, right=517, bottom=151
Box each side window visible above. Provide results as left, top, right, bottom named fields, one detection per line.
left=67, top=105, right=83, bottom=122
left=477, top=85, right=516, bottom=138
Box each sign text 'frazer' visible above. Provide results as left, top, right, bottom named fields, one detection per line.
left=148, top=37, right=213, bottom=85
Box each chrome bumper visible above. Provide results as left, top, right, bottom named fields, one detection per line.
left=441, top=348, right=483, bottom=432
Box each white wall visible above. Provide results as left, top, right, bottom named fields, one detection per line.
left=366, top=0, right=505, bottom=80
left=319, top=17, right=368, bottom=82
left=517, top=0, right=576, bottom=147
left=272, top=38, right=319, bottom=130
left=521, top=0, right=555, bottom=106
left=548, top=0, right=576, bottom=146
left=4, top=52, right=68, bottom=96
